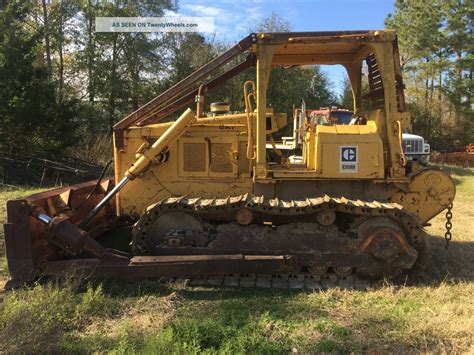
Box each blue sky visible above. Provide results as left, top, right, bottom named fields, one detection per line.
left=169, top=0, right=396, bottom=95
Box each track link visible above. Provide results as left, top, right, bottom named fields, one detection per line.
left=186, top=272, right=371, bottom=290
left=133, top=193, right=429, bottom=282
left=160, top=272, right=372, bottom=290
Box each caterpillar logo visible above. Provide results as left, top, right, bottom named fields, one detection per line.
left=340, top=146, right=358, bottom=173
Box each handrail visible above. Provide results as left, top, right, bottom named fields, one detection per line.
left=397, top=120, right=407, bottom=167
left=244, top=81, right=256, bottom=160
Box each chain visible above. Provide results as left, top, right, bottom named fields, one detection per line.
left=444, top=202, right=453, bottom=249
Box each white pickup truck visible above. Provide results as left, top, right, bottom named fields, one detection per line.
left=402, top=133, right=430, bottom=165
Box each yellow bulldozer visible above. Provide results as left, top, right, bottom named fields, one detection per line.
left=4, top=30, right=455, bottom=289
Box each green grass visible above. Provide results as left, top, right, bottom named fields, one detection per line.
left=0, top=186, right=51, bottom=278
left=1, top=167, right=473, bottom=353
left=2, top=281, right=472, bottom=353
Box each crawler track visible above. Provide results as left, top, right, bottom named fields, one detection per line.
left=133, top=194, right=429, bottom=282
left=181, top=272, right=372, bottom=290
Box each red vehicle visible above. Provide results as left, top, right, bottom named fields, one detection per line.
left=280, top=105, right=353, bottom=149
left=306, top=106, right=354, bottom=125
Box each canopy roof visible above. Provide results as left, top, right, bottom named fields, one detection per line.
left=114, top=30, right=397, bottom=137
left=253, top=30, right=395, bottom=66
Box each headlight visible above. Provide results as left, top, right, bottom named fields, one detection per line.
left=424, top=143, right=430, bottom=153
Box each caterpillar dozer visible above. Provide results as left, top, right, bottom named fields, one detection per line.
left=3, top=30, right=456, bottom=289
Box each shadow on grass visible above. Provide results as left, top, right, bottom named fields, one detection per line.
left=451, top=176, right=464, bottom=186
left=90, top=236, right=474, bottom=301
left=85, top=279, right=361, bottom=353
left=415, top=235, right=474, bottom=284
left=95, top=276, right=310, bottom=302
left=429, top=163, right=474, bottom=176
left=4, top=238, right=471, bottom=353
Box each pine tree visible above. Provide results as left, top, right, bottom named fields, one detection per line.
left=339, top=76, right=354, bottom=110
left=386, top=0, right=473, bottom=150
left=0, top=1, right=80, bottom=154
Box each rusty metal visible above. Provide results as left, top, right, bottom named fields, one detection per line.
left=256, top=30, right=371, bottom=44
left=315, top=209, right=336, bottom=226
left=3, top=178, right=115, bottom=289
left=235, top=209, right=254, bottom=225
left=43, top=215, right=127, bottom=263
left=4, top=189, right=424, bottom=288
left=196, top=84, right=205, bottom=118
left=308, top=264, right=328, bottom=276
left=4, top=30, right=457, bottom=290
left=431, top=151, right=474, bottom=167
left=333, top=266, right=353, bottom=277
left=187, top=272, right=370, bottom=290
left=445, top=202, right=453, bottom=249
left=132, top=193, right=424, bottom=278
left=3, top=200, right=36, bottom=288
left=393, top=36, right=406, bottom=112
left=42, top=254, right=287, bottom=280
left=40, top=258, right=373, bottom=290
left=80, top=176, right=129, bottom=229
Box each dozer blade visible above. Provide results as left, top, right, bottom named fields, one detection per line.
left=3, top=178, right=116, bottom=289
left=42, top=254, right=287, bottom=280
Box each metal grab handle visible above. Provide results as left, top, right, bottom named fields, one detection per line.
left=244, top=81, right=256, bottom=160
left=396, top=120, right=407, bottom=167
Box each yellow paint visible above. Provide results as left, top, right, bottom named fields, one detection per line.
left=304, top=124, right=384, bottom=178
left=112, top=30, right=455, bottom=224
left=391, top=170, right=455, bottom=223
left=255, top=44, right=274, bottom=179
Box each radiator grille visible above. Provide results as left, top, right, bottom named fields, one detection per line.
left=183, top=143, right=206, bottom=172
left=210, top=143, right=233, bottom=173
left=403, top=138, right=424, bottom=153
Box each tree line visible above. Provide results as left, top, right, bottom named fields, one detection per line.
left=386, top=0, right=473, bottom=151
left=0, top=1, right=471, bottom=164
left=0, top=3, right=336, bottom=163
